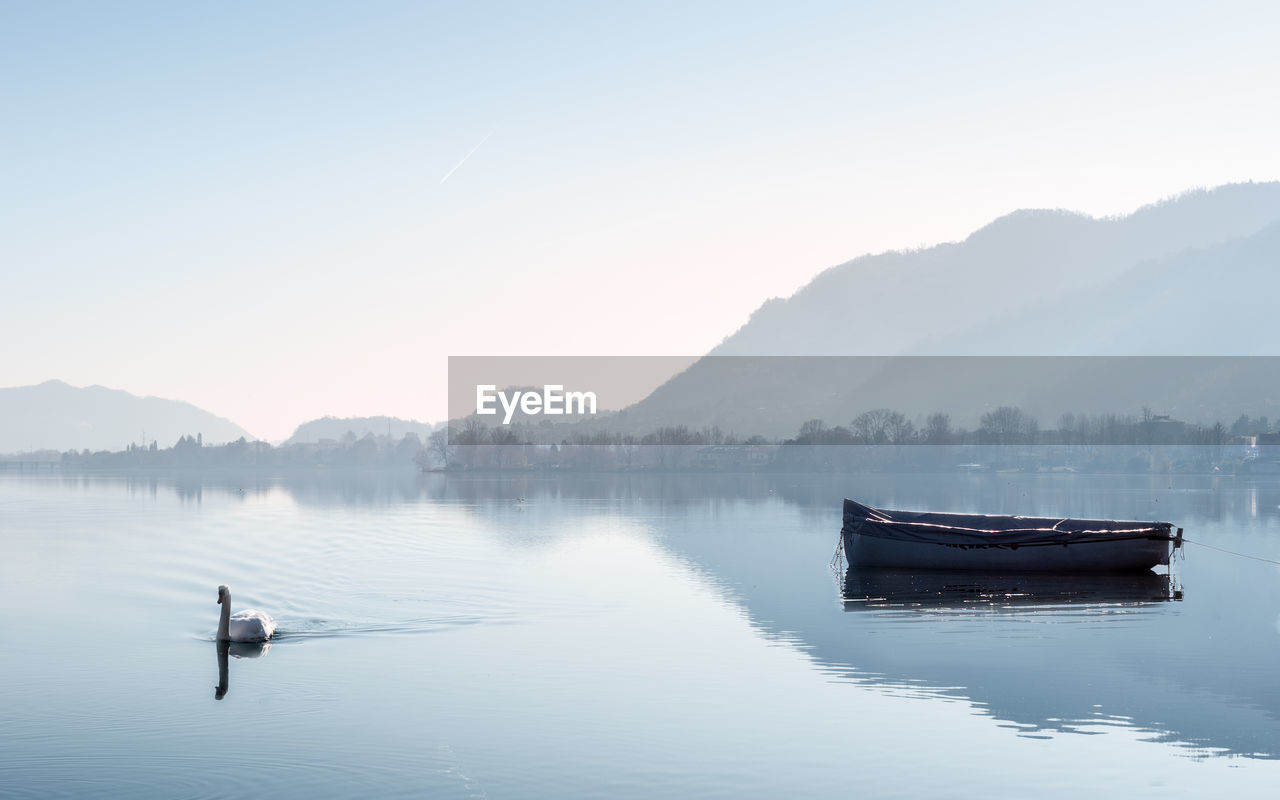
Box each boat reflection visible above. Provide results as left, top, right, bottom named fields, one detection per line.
left=843, top=568, right=1182, bottom=610
left=214, top=640, right=271, bottom=701
left=652, top=518, right=1280, bottom=758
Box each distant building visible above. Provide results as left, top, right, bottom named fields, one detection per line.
left=695, top=445, right=774, bottom=469
left=1143, top=415, right=1187, bottom=445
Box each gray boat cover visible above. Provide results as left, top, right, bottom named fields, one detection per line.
left=843, top=499, right=1174, bottom=547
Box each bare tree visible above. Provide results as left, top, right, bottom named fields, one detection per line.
left=426, top=428, right=454, bottom=468
left=923, top=413, right=953, bottom=444
left=851, top=409, right=891, bottom=444
left=979, top=406, right=1036, bottom=445
left=1058, top=413, right=1076, bottom=445
left=798, top=419, right=826, bottom=442
left=885, top=411, right=916, bottom=445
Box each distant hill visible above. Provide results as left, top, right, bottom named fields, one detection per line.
left=713, top=182, right=1280, bottom=356
left=611, top=183, right=1280, bottom=436
left=0, top=380, right=255, bottom=454
left=607, top=355, right=1280, bottom=438
left=285, top=416, right=437, bottom=445
left=910, top=220, right=1280, bottom=355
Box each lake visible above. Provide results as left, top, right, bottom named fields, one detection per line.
left=2, top=469, right=1279, bottom=798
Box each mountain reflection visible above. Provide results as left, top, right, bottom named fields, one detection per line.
left=677, top=544, right=1279, bottom=760
left=50, top=467, right=1280, bottom=524
left=56, top=470, right=1280, bottom=756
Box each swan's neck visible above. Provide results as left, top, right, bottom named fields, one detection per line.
left=217, top=596, right=231, bottom=641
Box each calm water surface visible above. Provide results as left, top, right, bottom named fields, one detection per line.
left=2, top=470, right=1279, bottom=798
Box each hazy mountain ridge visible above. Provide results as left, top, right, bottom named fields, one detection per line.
left=909, top=220, right=1280, bottom=355
left=607, top=356, right=1280, bottom=439
left=713, top=182, right=1280, bottom=356
left=615, top=182, right=1280, bottom=436
left=15, top=184, right=1280, bottom=454
left=285, top=416, right=438, bottom=445
left=0, top=380, right=255, bottom=454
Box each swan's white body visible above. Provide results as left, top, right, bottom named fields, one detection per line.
left=217, top=584, right=276, bottom=642
left=228, top=609, right=276, bottom=642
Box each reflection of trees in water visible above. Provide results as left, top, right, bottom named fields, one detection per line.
left=426, top=472, right=780, bottom=508
left=771, top=472, right=1280, bottom=524
left=47, top=468, right=1280, bottom=523
left=55, top=470, right=781, bottom=508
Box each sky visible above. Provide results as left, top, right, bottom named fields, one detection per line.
left=4, top=0, right=1280, bottom=441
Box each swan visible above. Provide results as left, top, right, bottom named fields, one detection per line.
left=216, top=584, right=276, bottom=642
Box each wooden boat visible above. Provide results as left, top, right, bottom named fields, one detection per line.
left=841, top=499, right=1182, bottom=572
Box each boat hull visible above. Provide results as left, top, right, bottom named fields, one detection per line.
left=842, top=527, right=1174, bottom=572
left=841, top=498, right=1180, bottom=572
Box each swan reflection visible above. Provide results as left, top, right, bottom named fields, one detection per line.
left=214, top=640, right=271, bottom=701
left=843, top=568, right=1182, bottom=610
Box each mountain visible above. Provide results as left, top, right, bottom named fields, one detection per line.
left=612, top=182, right=1280, bottom=435
left=608, top=355, right=1280, bottom=437
left=911, top=219, right=1280, bottom=355
left=713, top=182, right=1280, bottom=356
left=0, top=380, right=255, bottom=454
left=285, top=416, right=437, bottom=445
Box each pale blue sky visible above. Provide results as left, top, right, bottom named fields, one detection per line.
left=3, top=1, right=1278, bottom=440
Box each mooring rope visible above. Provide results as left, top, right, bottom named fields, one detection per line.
left=829, top=536, right=845, bottom=574
left=1182, top=538, right=1280, bottom=567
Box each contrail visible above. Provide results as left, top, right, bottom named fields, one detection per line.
left=439, top=127, right=497, bottom=185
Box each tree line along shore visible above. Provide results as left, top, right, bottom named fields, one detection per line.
left=9, top=406, right=1279, bottom=475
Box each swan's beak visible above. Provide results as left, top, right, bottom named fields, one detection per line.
left=217, top=596, right=222, bottom=604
